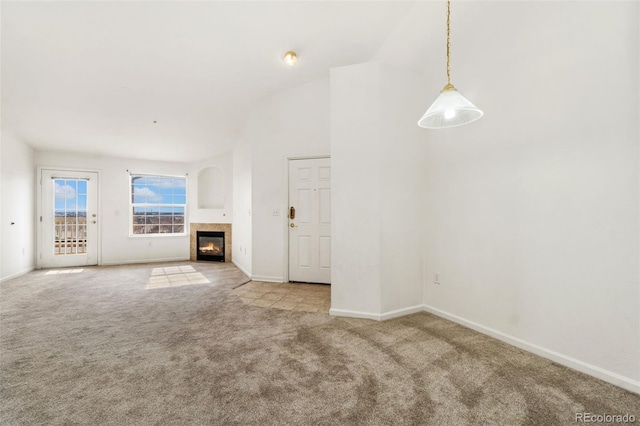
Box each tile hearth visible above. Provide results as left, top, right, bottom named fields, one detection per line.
left=234, top=281, right=330, bottom=314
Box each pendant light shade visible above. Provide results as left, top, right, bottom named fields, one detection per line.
left=417, top=84, right=483, bottom=129
left=418, top=0, right=482, bottom=129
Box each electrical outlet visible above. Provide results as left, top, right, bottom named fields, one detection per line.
left=434, top=273, right=441, bottom=284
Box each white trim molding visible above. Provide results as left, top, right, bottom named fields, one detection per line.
left=330, top=305, right=424, bottom=322
left=329, top=308, right=379, bottom=321
left=251, top=275, right=284, bottom=283
left=423, top=304, right=640, bottom=395
left=380, top=305, right=425, bottom=321
left=231, top=260, right=251, bottom=279
left=0, top=266, right=35, bottom=284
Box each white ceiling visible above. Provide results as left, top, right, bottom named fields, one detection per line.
left=1, top=0, right=418, bottom=162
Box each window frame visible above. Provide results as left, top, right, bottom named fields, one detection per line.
left=129, top=173, right=188, bottom=237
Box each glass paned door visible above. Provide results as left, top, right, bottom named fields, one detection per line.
left=54, top=178, right=88, bottom=255
left=40, top=170, right=98, bottom=268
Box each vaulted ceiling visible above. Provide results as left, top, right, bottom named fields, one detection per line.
left=1, top=1, right=419, bottom=162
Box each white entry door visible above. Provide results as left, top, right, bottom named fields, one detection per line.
left=288, top=158, right=331, bottom=284
left=40, top=169, right=99, bottom=268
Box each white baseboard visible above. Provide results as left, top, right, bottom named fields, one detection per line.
left=251, top=275, right=284, bottom=283
left=100, top=257, right=190, bottom=266
left=0, top=266, right=35, bottom=284
left=381, top=305, right=426, bottom=321
left=423, top=304, right=640, bottom=395
left=330, top=305, right=425, bottom=322
left=231, top=260, right=251, bottom=278
left=329, top=308, right=379, bottom=320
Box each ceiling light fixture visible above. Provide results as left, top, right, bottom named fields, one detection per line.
left=418, top=0, right=482, bottom=129
left=283, top=51, right=298, bottom=66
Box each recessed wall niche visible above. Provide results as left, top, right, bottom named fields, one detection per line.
left=197, top=166, right=225, bottom=209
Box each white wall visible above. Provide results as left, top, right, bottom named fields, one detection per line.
left=189, top=151, right=233, bottom=225
left=330, top=63, right=383, bottom=316
left=379, top=64, right=427, bottom=314
left=1, top=132, right=35, bottom=281
left=416, top=1, right=639, bottom=389
left=0, top=138, right=2, bottom=280
left=330, top=61, right=427, bottom=319
left=232, top=137, right=252, bottom=276
left=34, top=151, right=191, bottom=265
left=236, top=77, right=331, bottom=282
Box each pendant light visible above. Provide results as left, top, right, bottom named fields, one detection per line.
left=418, top=0, right=482, bottom=129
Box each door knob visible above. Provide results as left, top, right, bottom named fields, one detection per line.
left=91, top=220, right=97, bottom=224
left=290, top=223, right=296, bottom=228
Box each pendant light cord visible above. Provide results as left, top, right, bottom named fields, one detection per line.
left=446, top=0, right=452, bottom=87
left=418, top=0, right=483, bottom=128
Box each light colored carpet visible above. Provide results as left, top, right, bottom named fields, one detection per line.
left=1, top=262, right=638, bottom=425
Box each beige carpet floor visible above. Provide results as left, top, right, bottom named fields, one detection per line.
left=1, top=261, right=638, bottom=425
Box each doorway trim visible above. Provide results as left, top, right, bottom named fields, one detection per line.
left=36, top=166, right=102, bottom=269
left=283, top=154, right=330, bottom=283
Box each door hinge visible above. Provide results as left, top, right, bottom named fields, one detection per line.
left=40, top=216, right=42, bottom=222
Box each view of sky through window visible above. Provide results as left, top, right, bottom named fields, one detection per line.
left=131, top=175, right=186, bottom=235
left=55, top=179, right=87, bottom=214
left=54, top=179, right=88, bottom=255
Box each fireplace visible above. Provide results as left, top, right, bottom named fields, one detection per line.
left=190, top=223, right=231, bottom=263
left=196, top=231, right=225, bottom=262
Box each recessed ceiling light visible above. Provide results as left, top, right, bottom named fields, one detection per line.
left=283, top=51, right=298, bottom=66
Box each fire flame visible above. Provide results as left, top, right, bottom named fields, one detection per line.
left=199, top=242, right=222, bottom=255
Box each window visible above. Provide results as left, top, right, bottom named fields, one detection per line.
left=130, top=174, right=186, bottom=236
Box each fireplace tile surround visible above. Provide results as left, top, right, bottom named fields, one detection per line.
left=189, top=223, right=232, bottom=263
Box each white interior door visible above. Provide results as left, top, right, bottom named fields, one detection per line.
left=288, top=158, right=331, bottom=284
left=40, top=170, right=99, bottom=268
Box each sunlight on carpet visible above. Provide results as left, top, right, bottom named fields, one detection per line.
left=45, top=269, right=84, bottom=275
left=146, top=265, right=210, bottom=289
